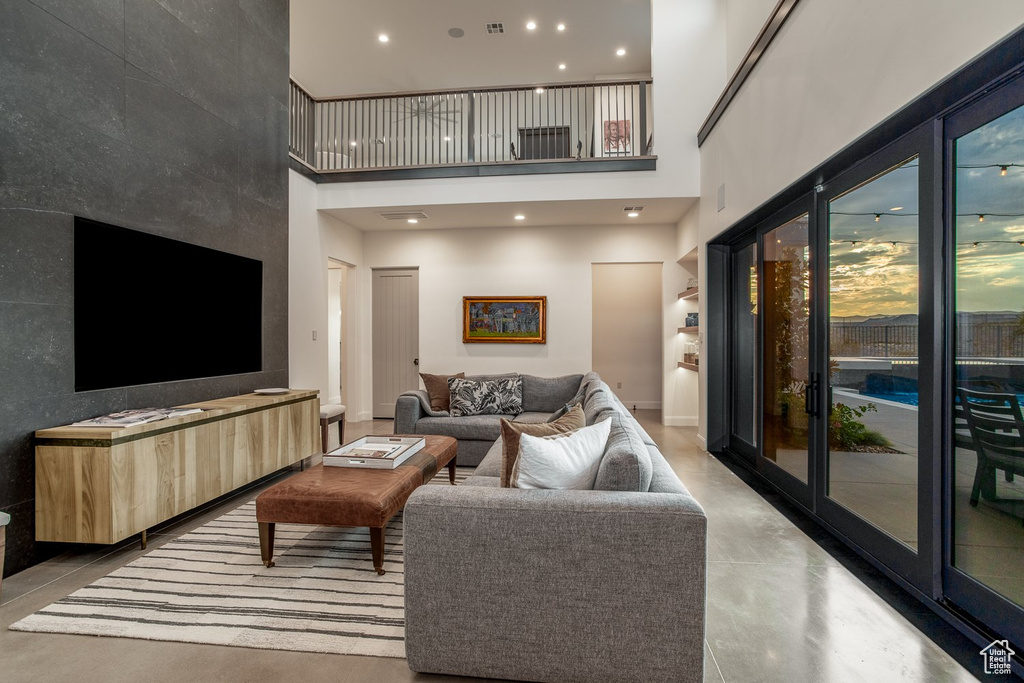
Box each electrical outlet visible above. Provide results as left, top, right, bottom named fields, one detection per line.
left=616, top=381, right=622, bottom=389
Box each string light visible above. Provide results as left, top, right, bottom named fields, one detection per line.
left=874, top=213, right=881, bottom=222
left=958, top=163, right=1021, bottom=173
left=978, top=214, right=985, bottom=222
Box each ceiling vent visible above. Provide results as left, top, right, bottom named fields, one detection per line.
left=378, top=211, right=430, bottom=222
left=485, top=22, right=504, bottom=34
left=622, top=206, right=645, bottom=212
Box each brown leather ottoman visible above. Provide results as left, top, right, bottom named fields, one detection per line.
left=255, top=435, right=456, bottom=575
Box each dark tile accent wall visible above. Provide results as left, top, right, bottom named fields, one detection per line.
left=0, top=0, right=290, bottom=576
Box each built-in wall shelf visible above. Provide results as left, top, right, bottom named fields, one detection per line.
left=678, top=361, right=699, bottom=372
left=679, top=326, right=700, bottom=334
left=678, top=287, right=699, bottom=300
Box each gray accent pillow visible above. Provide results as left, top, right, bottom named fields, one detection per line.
left=448, top=375, right=523, bottom=417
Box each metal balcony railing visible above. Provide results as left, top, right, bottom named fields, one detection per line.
left=288, top=78, right=653, bottom=173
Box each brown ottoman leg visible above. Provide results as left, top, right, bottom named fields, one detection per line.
left=448, top=458, right=456, bottom=484
left=370, top=526, right=386, bottom=575
left=259, top=522, right=276, bottom=568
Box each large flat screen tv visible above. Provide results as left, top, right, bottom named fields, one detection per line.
left=74, top=217, right=263, bottom=392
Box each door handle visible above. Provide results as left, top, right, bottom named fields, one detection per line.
left=413, top=358, right=419, bottom=366
left=804, top=373, right=821, bottom=418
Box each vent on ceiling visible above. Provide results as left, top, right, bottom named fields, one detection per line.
left=485, top=22, right=504, bottom=34
left=378, top=211, right=430, bottom=222
left=622, top=206, right=645, bottom=212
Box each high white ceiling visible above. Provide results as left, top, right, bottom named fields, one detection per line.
left=323, top=197, right=694, bottom=232
left=290, top=0, right=652, bottom=97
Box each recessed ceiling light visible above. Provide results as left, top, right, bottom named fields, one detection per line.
left=443, top=136, right=452, bottom=142
left=890, top=206, right=904, bottom=211
left=558, top=63, right=566, bottom=70
left=447, top=27, right=465, bottom=38
left=350, top=141, right=357, bottom=147
left=407, top=219, right=418, bottom=224
left=557, top=23, right=566, bottom=31
left=526, top=21, right=536, bottom=30
left=616, top=48, right=626, bottom=56
left=535, top=87, right=545, bottom=94
left=627, top=212, right=639, bottom=218
left=514, top=214, right=526, bottom=220
left=378, top=34, right=389, bottom=43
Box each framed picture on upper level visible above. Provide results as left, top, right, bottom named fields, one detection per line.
left=463, top=296, right=546, bottom=343
left=603, top=119, right=631, bottom=155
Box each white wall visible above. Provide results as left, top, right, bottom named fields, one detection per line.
left=360, top=223, right=693, bottom=424
left=289, top=170, right=371, bottom=419
left=724, top=0, right=778, bottom=76
left=696, top=0, right=1024, bottom=442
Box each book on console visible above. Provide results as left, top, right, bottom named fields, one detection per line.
left=71, top=407, right=204, bottom=428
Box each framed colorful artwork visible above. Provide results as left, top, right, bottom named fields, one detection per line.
left=463, top=296, right=546, bottom=344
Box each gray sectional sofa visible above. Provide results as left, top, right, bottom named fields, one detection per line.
left=399, top=372, right=708, bottom=683
left=395, top=372, right=584, bottom=467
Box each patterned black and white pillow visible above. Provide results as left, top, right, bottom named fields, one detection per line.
left=448, top=376, right=523, bottom=417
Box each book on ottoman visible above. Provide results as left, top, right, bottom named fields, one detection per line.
left=323, top=436, right=425, bottom=469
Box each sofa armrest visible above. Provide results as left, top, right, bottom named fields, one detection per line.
left=394, top=391, right=428, bottom=433
left=404, top=486, right=707, bottom=683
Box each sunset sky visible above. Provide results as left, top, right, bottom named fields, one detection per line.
left=827, top=102, right=1024, bottom=318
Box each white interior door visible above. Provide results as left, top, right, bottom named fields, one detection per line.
left=372, top=268, right=419, bottom=419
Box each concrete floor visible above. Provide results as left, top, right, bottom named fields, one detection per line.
left=0, top=413, right=991, bottom=682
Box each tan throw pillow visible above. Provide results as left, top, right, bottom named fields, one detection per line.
left=499, top=405, right=585, bottom=487
left=420, top=372, right=464, bottom=412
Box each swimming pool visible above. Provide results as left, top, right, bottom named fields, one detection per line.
left=862, top=391, right=1024, bottom=407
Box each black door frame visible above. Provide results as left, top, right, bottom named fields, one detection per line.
left=942, top=75, right=1024, bottom=649
left=810, top=124, right=940, bottom=593
left=755, top=196, right=818, bottom=509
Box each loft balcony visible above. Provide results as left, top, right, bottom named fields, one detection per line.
left=289, top=78, right=655, bottom=182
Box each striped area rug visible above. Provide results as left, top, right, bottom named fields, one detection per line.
left=9, top=467, right=473, bottom=657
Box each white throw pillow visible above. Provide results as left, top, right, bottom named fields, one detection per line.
left=514, top=418, right=612, bottom=490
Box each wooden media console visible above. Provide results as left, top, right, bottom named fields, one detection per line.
left=34, top=390, right=319, bottom=546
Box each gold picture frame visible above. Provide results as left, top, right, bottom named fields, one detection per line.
left=463, top=296, right=546, bottom=344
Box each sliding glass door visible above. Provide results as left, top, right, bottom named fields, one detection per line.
left=824, top=157, right=921, bottom=551
left=721, top=128, right=936, bottom=589
left=714, top=57, right=1024, bottom=654
left=761, top=212, right=813, bottom=496
left=945, top=80, right=1024, bottom=648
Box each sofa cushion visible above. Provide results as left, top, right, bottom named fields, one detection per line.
left=583, top=391, right=616, bottom=426
left=521, top=374, right=584, bottom=413
left=415, top=415, right=511, bottom=441
left=592, top=413, right=653, bottom=492
left=474, top=439, right=504, bottom=477
left=463, top=474, right=501, bottom=488
left=499, top=405, right=585, bottom=487
left=449, top=375, right=523, bottom=417
left=420, top=372, right=464, bottom=412
left=513, top=418, right=611, bottom=490
left=403, top=389, right=450, bottom=417
left=513, top=412, right=550, bottom=424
